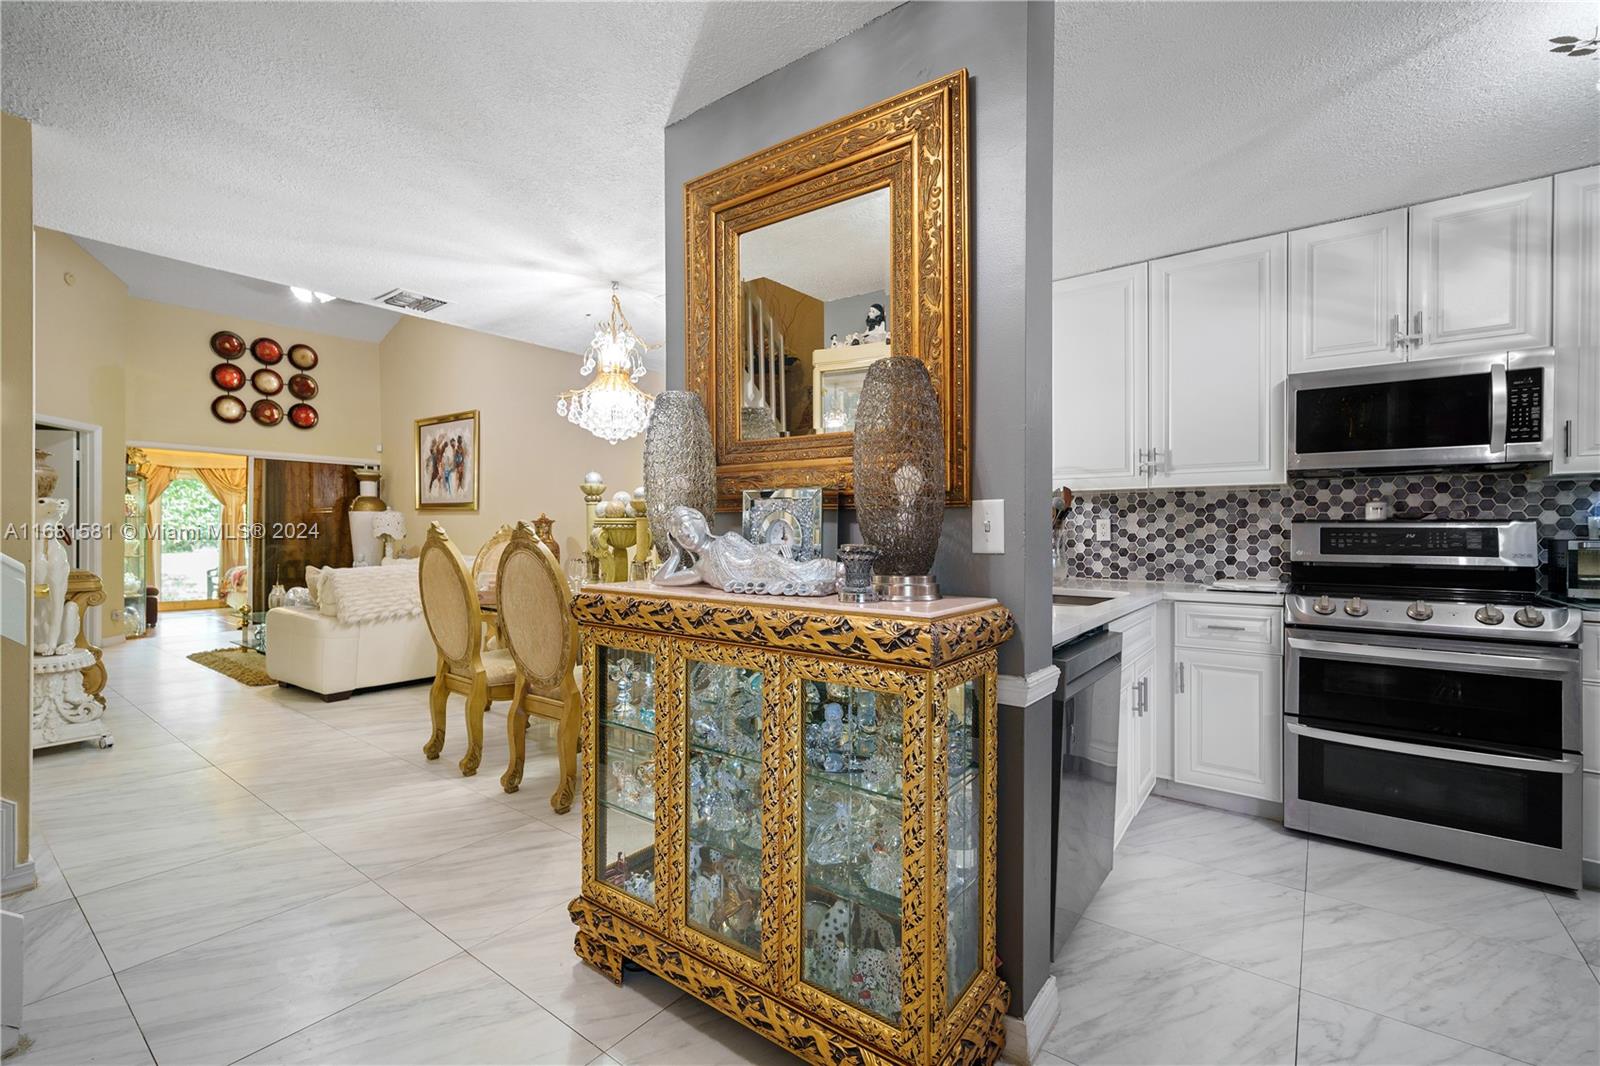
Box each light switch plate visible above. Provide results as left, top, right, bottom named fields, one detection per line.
left=972, top=499, right=1004, bottom=554
left=1095, top=517, right=1112, bottom=541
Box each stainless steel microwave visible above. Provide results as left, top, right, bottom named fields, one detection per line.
left=1287, top=350, right=1554, bottom=471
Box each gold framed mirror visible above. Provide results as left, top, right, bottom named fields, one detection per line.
left=684, top=70, right=970, bottom=508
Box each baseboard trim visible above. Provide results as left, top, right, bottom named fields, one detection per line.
left=997, top=666, right=1059, bottom=709
left=1152, top=778, right=1283, bottom=821
left=0, top=802, right=35, bottom=897
left=1000, top=973, right=1060, bottom=1064
left=1583, top=859, right=1598, bottom=889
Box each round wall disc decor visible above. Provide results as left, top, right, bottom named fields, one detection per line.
left=211, top=363, right=246, bottom=391
left=288, top=402, right=319, bottom=429
left=251, top=337, right=284, bottom=364
left=211, top=395, right=247, bottom=423
left=211, top=331, right=246, bottom=359
left=287, top=343, right=319, bottom=370
left=287, top=372, right=318, bottom=399
left=251, top=399, right=284, bottom=426
left=252, top=368, right=284, bottom=395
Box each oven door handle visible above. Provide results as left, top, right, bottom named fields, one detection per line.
left=1286, top=635, right=1570, bottom=676
left=1286, top=721, right=1579, bottom=774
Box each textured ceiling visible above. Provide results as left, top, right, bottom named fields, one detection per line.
left=740, top=188, right=890, bottom=302
left=1, top=1, right=897, bottom=354
left=1054, top=1, right=1600, bottom=279
left=74, top=236, right=402, bottom=343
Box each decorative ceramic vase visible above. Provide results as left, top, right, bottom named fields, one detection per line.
left=34, top=450, right=58, bottom=496
left=852, top=357, right=945, bottom=600
left=267, top=583, right=287, bottom=610
left=641, top=391, right=715, bottom=553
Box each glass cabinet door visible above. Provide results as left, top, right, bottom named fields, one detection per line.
left=943, top=678, right=982, bottom=1007
left=799, top=677, right=905, bottom=1023
left=684, top=658, right=765, bottom=955
left=595, top=644, right=659, bottom=904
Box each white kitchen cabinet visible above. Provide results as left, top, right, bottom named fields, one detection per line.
left=1553, top=166, right=1600, bottom=475
left=1052, top=264, right=1149, bottom=490
left=1407, top=178, right=1552, bottom=361
left=1289, top=209, right=1409, bottom=373
left=1114, top=646, right=1158, bottom=845
left=1150, top=235, right=1287, bottom=488
left=1173, top=646, right=1283, bottom=803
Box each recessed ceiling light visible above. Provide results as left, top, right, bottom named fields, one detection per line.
left=290, top=286, right=336, bottom=304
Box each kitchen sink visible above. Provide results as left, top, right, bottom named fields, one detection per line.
left=1052, top=593, right=1119, bottom=607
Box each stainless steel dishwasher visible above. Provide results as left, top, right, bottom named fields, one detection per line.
left=1050, top=628, right=1122, bottom=958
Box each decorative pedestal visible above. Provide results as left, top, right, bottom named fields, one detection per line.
left=31, top=649, right=113, bottom=751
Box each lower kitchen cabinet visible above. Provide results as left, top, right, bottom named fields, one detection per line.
left=1173, top=646, right=1283, bottom=803
left=1115, top=645, right=1158, bottom=844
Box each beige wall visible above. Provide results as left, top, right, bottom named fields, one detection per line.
left=378, top=315, right=653, bottom=561
left=2, top=112, right=35, bottom=864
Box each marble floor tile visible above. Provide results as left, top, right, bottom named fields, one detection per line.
left=32, top=739, right=211, bottom=798
left=1296, top=991, right=1523, bottom=1065
left=115, top=882, right=459, bottom=1065
left=76, top=831, right=366, bottom=971
left=1300, top=892, right=1598, bottom=1065
left=303, top=786, right=532, bottom=878
left=11, top=977, right=153, bottom=1065
left=1046, top=919, right=1298, bottom=1066
left=1545, top=888, right=1599, bottom=967
left=1307, top=838, right=1583, bottom=961
left=379, top=821, right=582, bottom=947
left=471, top=901, right=683, bottom=1049
left=23, top=898, right=112, bottom=1005
left=1120, top=796, right=1309, bottom=888
left=1082, top=847, right=1305, bottom=985
left=607, top=995, right=804, bottom=1065
left=238, top=954, right=600, bottom=1065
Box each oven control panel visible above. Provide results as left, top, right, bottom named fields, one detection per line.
left=1285, top=594, right=1580, bottom=644
left=1290, top=521, right=1539, bottom=567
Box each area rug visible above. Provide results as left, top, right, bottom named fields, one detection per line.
left=187, top=647, right=275, bottom=686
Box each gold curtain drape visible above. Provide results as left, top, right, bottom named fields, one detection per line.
left=192, top=466, right=249, bottom=575
left=137, top=463, right=178, bottom=510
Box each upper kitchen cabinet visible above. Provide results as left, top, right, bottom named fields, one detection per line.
left=1407, top=178, right=1552, bottom=361
left=1052, top=264, right=1149, bottom=490
left=1553, top=166, right=1600, bottom=475
left=1150, top=235, right=1287, bottom=488
left=1288, top=209, right=1409, bottom=374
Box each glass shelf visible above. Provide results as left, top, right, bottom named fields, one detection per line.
left=685, top=658, right=765, bottom=957
left=800, top=677, right=904, bottom=1024
left=944, top=678, right=982, bottom=1006
left=596, top=646, right=658, bottom=905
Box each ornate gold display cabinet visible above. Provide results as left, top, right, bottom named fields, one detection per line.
left=568, top=582, right=1014, bottom=1066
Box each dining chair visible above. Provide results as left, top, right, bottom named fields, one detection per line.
left=417, top=522, right=516, bottom=776
left=494, top=521, right=581, bottom=810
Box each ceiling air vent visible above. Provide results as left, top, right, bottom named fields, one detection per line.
left=373, top=288, right=448, bottom=313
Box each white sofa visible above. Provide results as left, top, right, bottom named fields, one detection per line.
left=265, top=605, right=436, bottom=701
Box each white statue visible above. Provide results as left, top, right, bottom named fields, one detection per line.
left=32, top=497, right=80, bottom=656
left=652, top=506, right=837, bottom=596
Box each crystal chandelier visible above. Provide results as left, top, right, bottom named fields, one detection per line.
left=556, top=283, right=656, bottom=444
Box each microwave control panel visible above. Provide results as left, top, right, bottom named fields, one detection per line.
left=1506, top=368, right=1544, bottom=444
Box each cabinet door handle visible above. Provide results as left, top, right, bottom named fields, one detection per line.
left=1390, top=313, right=1404, bottom=350
left=1564, top=419, right=1572, bottom=461
left=1413, top=309, right=1424, bottom=340
left=1176, top=662, right=1185, bottom=693
left=1203, top=623, right=1248, bottom=632
left=1140, top=678, right=1149, bottom=716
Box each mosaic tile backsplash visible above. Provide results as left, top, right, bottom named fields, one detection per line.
left=1056, top=472, right=1600, bottom=583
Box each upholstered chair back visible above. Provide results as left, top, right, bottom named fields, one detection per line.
left=418, top=522, right=481, bottom=669
left=471, top=524, right=514, bottom=594
left=496, top=521, right=576, bottom=701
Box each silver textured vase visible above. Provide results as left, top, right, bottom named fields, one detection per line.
left=642, top=391, right=715, bottom=552
left=852, top=357, right=945, bottom=600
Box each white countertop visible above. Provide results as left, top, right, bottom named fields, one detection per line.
left=1051, top=576, right=1285, bottom=647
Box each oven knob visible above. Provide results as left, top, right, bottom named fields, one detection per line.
left=1312, top=595, right=1336, bottom=616
left=1474, top=604, right=1505, bottom=626
left=1406, top=600, right=1433, bottom=621
left=1343, top=596, right=1369, bottom=617
left=1513, top=605, right=1545, bottom=628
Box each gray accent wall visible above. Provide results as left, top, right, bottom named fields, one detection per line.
left=664, top=0, right=1058, bottom=1019
left=822, top=289, right=887, bottom=342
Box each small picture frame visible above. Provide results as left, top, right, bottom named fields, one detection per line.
left=415, top=410, right=480, bottom=511
left=742, top=487, right=824, bottom=562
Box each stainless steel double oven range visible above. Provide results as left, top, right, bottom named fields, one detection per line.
left=1283, top=520, right=1583, bottom=889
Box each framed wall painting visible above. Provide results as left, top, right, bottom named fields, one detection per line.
left=415, top=410, right=480, bottom=511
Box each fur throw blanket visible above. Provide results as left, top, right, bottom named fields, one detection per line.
left=316, top=561, right=422, bottom=625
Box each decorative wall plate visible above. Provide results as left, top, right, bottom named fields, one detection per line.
left=288, top=402, right=319, bottom=429
left=252, top=368, right=283, bottom=395
left=287, top=372, right=318, bottom=399
left=212, top=395, right=247, bottom=423
left=287, top=343, right=319, bottom=370
left=251, top=399, right=284, bottom=426
left=211, top=363, right=246, bottom=391
left=251, top=337, right=284, bottom=364
left=211, top=330, right=246, bottom=359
